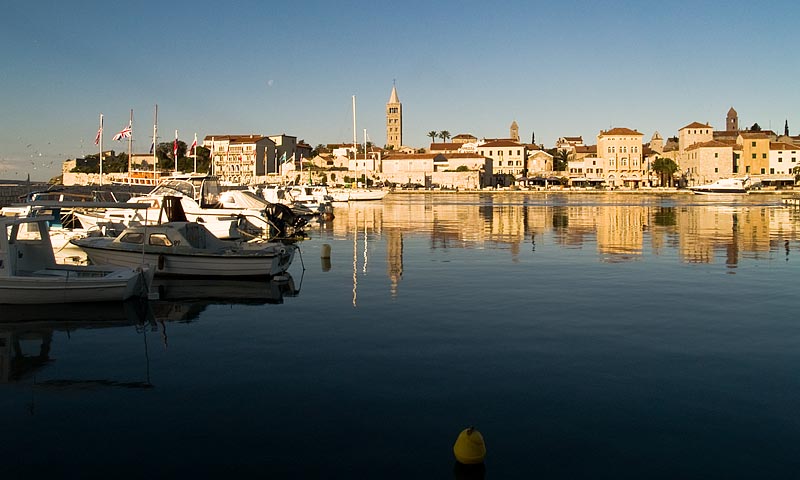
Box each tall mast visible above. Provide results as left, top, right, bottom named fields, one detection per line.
left=127, top=109, right=133, bottom=184
left=363, top=128, right=367, bottom=186
left=98, top=113, right=104, bottom=186
left=153, top=104, right=158, bottom=184
left=352, top=95, right=357, bottom=160
left=174, top=129, right=178, bottom=175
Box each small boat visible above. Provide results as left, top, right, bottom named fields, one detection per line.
left=688, top=177, right=750, bottom=194
left=0, top=216, right=151, bottom=304
left=71, top=220, right=297, bottom=277
left=329, top=188, right=389, bottom=202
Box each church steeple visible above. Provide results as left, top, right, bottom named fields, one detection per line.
left=726, top=107, right=738, bottom=132
left=386, top=84, right=402, bottom=150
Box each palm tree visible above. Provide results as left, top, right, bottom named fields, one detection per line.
left=652, top=157, right=679, bottom=187
left=427, top=131, right=438, bottom=144
left=554, top=149, right=572, bottom=172
left=439, top=130, right=451, bottom=142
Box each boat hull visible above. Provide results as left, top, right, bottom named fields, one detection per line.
left=0, top=267, right=148, bottom=304
left=76, top=244, right=295, bottom=277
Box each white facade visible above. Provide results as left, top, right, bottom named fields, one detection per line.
left=769, top=142, right=800, bottom=175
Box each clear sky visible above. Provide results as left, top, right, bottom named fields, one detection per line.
left=1, top=0, right=798, bottom=181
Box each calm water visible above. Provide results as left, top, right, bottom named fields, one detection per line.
left=3, top=193, right=800, bottom=478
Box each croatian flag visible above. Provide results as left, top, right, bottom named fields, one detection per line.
left=189, top=133, right=197, bottom=155
left=112, top=123, right=132, bottom=141
left=173, top=130, right=178, bottom=157
left=94, top=127, right=102, bottom=146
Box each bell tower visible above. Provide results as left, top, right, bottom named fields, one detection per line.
left=726, top=107, right=738, bottom=132
left=386, top=84, right=402, bottom=150
left=510, top=121, right=519, bottom=142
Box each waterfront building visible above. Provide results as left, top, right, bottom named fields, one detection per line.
left=526, top=149, right=554, bottom=175
left=204, top=135, right=275, bottom=185
left=596, top=127, right=644, bottom=188
left=386, top=85, right=402, bottom=150
left=555, top=136, right=584, bottom=152
left=380, top=152, right=491, bottom=188
left=268, top=134, right=299, bottom=172
left=768, top=142, right=799, bottom=176
left=478, top=140, right=526, bottom=180
left=737, top=131, right=772, bottom=175
left=647, top=131, right=664, bottom=155
left=429, top=143, right=461, bottom=154
left=567, top=156, right=605, bottom=187
left=683, top=140, right=737, bottom=185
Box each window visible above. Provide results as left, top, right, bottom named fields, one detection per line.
left=120, top=233, right=144, bottom=244
left=592, top=160, right=596, bottom=165
left=752, top=153, right=757, bottom=159
left=622, top=158, right=627, bottom=166
left=761, top=168, right=766, bottom=174
left=715, top=153, right=719, bottom=158
left=770, top=168, right=775, bottom=174
left=793, top=158, right=797, bottom=162
left=746, top=166, right=751, bottom=173
left=608, top=147, right=612, bottom=153
left=762, top=153, right=767, bottom=159
left=779, top=157, right=783, bottom=162
left=149, top=234, right=173, bottom=246
left=751, top=141, right=756, bottom=147
left=714, top=167, right=719, bottom=173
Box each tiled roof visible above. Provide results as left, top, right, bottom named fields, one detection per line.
left=575, top=145, right=597, bottom=153
left=680, top=121, right=713, bottom=130
left=738, top=132, right=772, bottom=139
left=598, top=127, right=643, bottom=136
left=685, top=140, right=736, bottom=151
left=479, top=140, right=523, bottom=147
left=429, top=143, right=461, bottom=150
left=770, top=142, right=800, bottom=150
left=204, top=134, right=268, bottom=142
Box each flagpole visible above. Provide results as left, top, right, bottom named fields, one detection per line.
left=211, top=136, right=215, bottom=176
left=174, top=129, right=178, bottom=175
left=127, top=109, right=133, bottom=184
left=153, top=104, right=158, bottom=185
left=99, top=113, right=104, bottom=186
left=192, top=132, right=197, bottom=173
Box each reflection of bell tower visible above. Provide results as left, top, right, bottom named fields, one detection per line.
left=386, top=231, right=403, bottom=298
left=510, top=121, right=519, bottom=142
left=726, top=107, right=738, bottom=132
left=386, top=85, right=402, bottom=150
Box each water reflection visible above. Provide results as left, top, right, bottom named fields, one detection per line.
left=322, top=193, right=800, bottom=277
left=1, top=274, right=300, bottom=386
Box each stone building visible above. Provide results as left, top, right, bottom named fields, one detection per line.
left=386, top=85, right=402, bottom=150
left=597, top=127, right=645, bottom=188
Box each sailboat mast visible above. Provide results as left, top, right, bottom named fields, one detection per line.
left=153, top=104, right=158, bottom=184
left=363, top=128, right=367, bottom=186
left=352, top=95, right=357, bottom=162
left=99, top=113, right=104, bottom=186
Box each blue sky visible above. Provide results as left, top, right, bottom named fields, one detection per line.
left=1, top=0, right=798, bottom=180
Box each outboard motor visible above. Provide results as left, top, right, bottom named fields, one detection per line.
left=264, top=203, right=308, bottom=237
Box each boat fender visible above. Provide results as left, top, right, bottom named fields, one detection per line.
left=158, top=254, right=165, bottom=270
left=453, top=427, right=486, bottom=465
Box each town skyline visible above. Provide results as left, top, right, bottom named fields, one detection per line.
left=1, top=0, right=798, bottom=181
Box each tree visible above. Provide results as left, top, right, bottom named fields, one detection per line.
left=553, top=149, right=572, bottom=172
left=438, top=130, right=451, bottom=142
left=427, top=131, right=438, bottom=143
left=652, top=157, right=679, bottom=187
left=750, top=122, right=762, bottom=132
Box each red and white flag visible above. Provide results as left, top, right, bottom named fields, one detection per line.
left=112, top=123, right=132, bottom=141
left=189, top=133, right=197, bottom=155
left=173, top=130, right=178, bottom=157
left=94, top=114, right=103, bottom=145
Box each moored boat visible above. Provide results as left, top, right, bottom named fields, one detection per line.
left=0, top=216, right=151, bottom=304
left=71, top=221, right=297, bottom=277
left=688, top=177, right=750, bottom=194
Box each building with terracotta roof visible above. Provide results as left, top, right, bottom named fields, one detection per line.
left=683, top=140, right=737, bottom=185
left=452, top=134, right=478, bottom=144
left=769, top=142, right=800, bottom=176
left=597, top=127, right=645, bottom=187
left=678, top=122, right=714, bottom=154
left=477, top=140, right=526, bottom=180
left=386, top=85, right=402, bottom=150
left=429, top=142, right=461, bottom=153
left=380, top=152, right=491, bottom=188
left=738, top=132, right=772, bottom=175
left=556, top=136, right=584, bottom=151
left=203, top=134, right=276, bottom=185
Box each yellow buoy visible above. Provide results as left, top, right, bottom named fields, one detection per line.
left=453, top=427, right=486, bottom=464
left=321, top=243, right=331, bottom=259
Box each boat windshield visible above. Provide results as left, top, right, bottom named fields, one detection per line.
left=151, top=180, right=195, bottom=199
left=200, top=178, right=222, bottom=208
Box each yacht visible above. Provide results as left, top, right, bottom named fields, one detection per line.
left=688, top=177, right=750, bottom=195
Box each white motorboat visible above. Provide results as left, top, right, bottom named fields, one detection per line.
left=329, top=188, right=389, bottom=202
left=73, top=174, right=304, bottom=240
left=0, top=216, right=151, bottom=304
left=688, top=177, right=750, bottom=194
left=72, top=221, right=297, bottom=277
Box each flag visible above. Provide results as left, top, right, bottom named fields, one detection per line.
left=112, top=123, right=132, bottom=141
left=149, top=140, right=154, bottom=154
left=189, top=133, right=197, bottom=155
left=173, top=130, right=178, bottom=157
left=280, top=151, right=289, bottom=164
left=94, top=127, right=102, bottom=145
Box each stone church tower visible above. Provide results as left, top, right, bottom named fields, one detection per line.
left=726, top=107, right=738, bottom=132
left=510, top=121, right=520, bottom=142
left=386, top=85, right=402, bottom=150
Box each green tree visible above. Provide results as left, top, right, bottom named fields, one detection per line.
left=553, top=149, right=572, bottom=172
left=750, top=122, right=762, bottom=132
left=438, top=130, right=451, bottom=142
left=455, top=165, right=470, bottom=172
left=427, top=131, right=438, bottom=143
left=652, top=157, right=679, bottom=187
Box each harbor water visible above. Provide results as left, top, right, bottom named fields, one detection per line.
left=2, top=192, right=800, bottom=478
